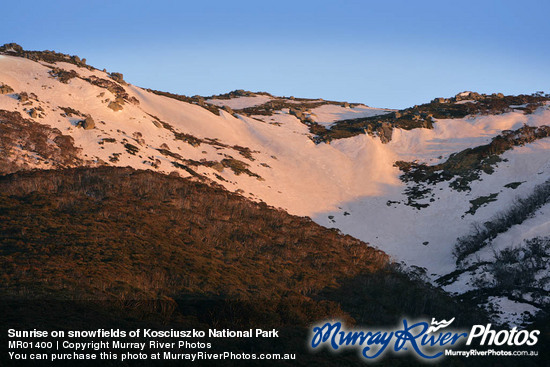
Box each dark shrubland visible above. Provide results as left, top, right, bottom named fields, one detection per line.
left=0, top=167, right=489, bottom=366
left=0, top=110, right=82, bottom=174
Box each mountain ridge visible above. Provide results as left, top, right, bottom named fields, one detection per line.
left=1, top=43, right=549, bottom=326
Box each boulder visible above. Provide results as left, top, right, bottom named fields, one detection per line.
left=289, top=108, right=304, bottom=120
left=0, top=43, right=23, bottom=53
left=222, top=105, right=234, bottom=115
left=109, top=72, right=125, bottom=84
left=211, top=162, right=224, bottom=172
left=107, top=101, right=123, bottom=112
left=78, top=115, right=95, bottom=130
left=18, top=92, right=29, bottom=102
left=0, top=84, right=14, bottom=94
left=195, top=97, right=206, bottom=107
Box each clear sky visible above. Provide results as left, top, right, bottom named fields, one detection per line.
left=2, top=0, right=549, bottom=108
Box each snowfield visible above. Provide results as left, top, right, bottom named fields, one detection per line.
left=1, top=54, right=549, bottom=326
left=309, top=104, right=394, bottom=128
left=206, top=95, right=273, bottom=109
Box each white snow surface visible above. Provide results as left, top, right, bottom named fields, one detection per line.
left=205, top=95, right=273, bottom=109
left=1, top=55, right=549, bottom=323
left=485, top=296, right=539, bottom=327
left=309, top=104, right=393, bottom=128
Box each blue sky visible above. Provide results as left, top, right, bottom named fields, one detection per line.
left=2, top=0, right=549, bottom=108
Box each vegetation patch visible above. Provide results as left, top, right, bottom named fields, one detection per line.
left=468, top=237, right=550, bottom=318
left=58, top=106, right=83, bottom=117
left=232, top=145, right=257, bottom=161
left=108, top=153, right=121, bottom=162
left=0, top=43, right=94, bottom=70
left=316, top=92, right=550, bottom=144
left=505, top=181, right=524, bottom=189
left=221, top=158, right=262, bottom=179
left=0, top=167, right=484, bottom=342
left=453, top=178, right=550, bottom=264
left=148, top=113, right=260, bottom=162
left=465, top=193, right=499, bottom=216
left=98, top=137, right=116, bottom=145
left=146, top=88, right=221, bottom=116
left=174, top=132, right=203, bottom=147
left=48, top=67, right=79, bottom=84
left=0, top=110, right=82, bottom=174
left=396, top=125, right=550, bottom=195
left=124, top=143, right=139, bottom=155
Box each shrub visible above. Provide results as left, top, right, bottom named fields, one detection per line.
left=453, top=179, right=550, bottom=264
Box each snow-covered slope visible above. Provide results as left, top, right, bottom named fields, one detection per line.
left=1, top=50, right=549, bottom=326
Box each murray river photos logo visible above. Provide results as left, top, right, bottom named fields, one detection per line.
left=309, top=318, right=540, bottom=361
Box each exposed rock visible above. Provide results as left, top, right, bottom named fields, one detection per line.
left=49, top=67, right=79, bottom=84
left=226, top=89, right=254, bottom=98
left=289, top=108, right=304, bottom=120
left=0, top=84, right=14, bottom=95
left=222, top=105, right=234, bottom=115
left=0, top=43, right=23, bottom=54
left=29, top=109, right=39, bottom=118
left=78, top=115, right=95, bottom=130
left=233, top=89, right=248, bottom=97
left=127, top=96, right=140, bottom=105
left=454, top=91, right=482, bottom=101
left=109, top=72, right=125, bottom=85
left=59, top=106, right=83, bottom=117
left=18, top=92, right=29, bottom=102
left=377, top=122, right=393, bottom=144
left=107, top=101, right=123, bottom=112
left=211, top=162, right=225, bottom=172
left=195, top=97, right=206, bottom=107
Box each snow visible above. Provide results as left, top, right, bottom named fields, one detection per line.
left=509, top=104, right=528, bottom=108
left=310, top=104, right=393, bottom=128
left=388, top=109, right=548, bottom=164
left=485, top=296, right=539, bottom=327
left=1, top=54, right=549, bottom=324
left=472, top=201, right=550, bottom=264
left=206, top=95, right=273, bottom=109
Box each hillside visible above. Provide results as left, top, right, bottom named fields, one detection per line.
left=0, top=43, right=549, bottom=325
left=0, top=166, right=492, bottom=366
